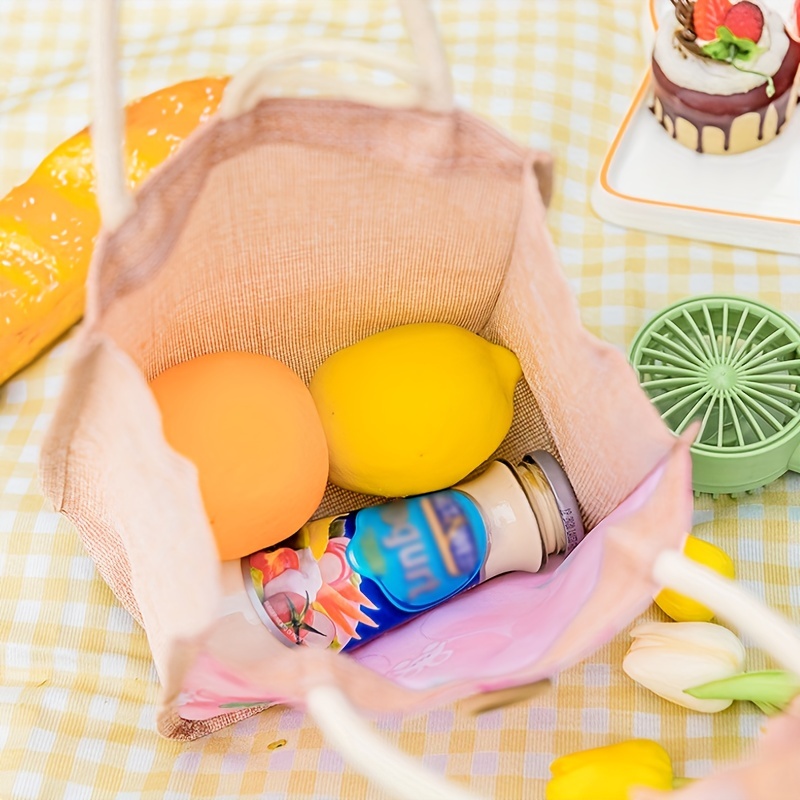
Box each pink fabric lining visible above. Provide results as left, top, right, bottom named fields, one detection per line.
left=39, top=98, right=688, bottom=740
left=353, top=460, right=679, bottom=691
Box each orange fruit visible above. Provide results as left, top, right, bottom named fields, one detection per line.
left=149, top=352, right=328, bottom=560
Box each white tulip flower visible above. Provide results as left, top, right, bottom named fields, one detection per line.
left=623, top=621, right=746, bottom=713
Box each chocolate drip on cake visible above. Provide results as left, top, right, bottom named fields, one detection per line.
left=651, top=35, right=800, bottom=152
left=671, top=0, right=705, bottom=57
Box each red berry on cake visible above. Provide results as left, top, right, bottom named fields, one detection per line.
left=694, top=0, right=733, bottom=40
left=723, top=1, right=765, bottom=41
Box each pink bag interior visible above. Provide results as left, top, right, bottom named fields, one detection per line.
left=177, top=453, right=693, bottom=726
left=40, top=98, right=692, bottom=738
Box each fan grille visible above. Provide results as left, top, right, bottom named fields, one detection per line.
left=631, top=298, right=800, bottom=451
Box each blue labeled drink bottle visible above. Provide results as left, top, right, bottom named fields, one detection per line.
left=242, top=452, right=583, bottom=652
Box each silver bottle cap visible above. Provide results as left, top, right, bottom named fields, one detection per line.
left=523, top=451, right=585, bottom=554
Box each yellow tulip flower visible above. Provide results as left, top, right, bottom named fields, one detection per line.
left=546, top=739, right=674, bottom=800
left=655, top=535, right=735, bottom=622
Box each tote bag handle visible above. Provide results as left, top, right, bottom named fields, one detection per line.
left=91, top=0, right=453, bottom=231
left=302, top=552, right=800, bottom=800
left=653, top=550, right=800, bottom=674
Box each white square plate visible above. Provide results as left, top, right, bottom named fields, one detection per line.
left=591, top=0, right=800, bottom=254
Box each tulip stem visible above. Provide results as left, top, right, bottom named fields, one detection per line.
left=686, top=669, right=800, bottom=713
left=653, top=551, right=800, bottom=676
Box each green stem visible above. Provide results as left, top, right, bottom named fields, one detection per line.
left=686, top=670, right=800, bottom=713
left=728, top=56, right=776, bottom=98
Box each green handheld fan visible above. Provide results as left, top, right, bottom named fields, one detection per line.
left=630, top=295, right=800, bottom=495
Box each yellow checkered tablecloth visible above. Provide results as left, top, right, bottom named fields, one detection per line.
left=1, top=0, right=799, bottom=798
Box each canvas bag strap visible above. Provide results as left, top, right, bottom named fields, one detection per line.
left=219, top=0, right=454, bottom=118
left=91, top=0, right=453, bottom=233
left=301, top=552, right=800, bottom=800
left=653, top=551, right=800, bottom=675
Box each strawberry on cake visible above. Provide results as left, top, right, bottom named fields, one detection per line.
left=652, top=0, right=800, bottom=153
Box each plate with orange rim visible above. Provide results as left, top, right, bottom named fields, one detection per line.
left=591, top=0, right=800, bottom=255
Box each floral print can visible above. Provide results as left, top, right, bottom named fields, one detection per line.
left=245, top=491, right=488, bottom=651
left=243, top=453, right=584, bottom=653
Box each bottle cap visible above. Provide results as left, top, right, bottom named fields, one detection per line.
left=522, top=451, right=585, bottom=555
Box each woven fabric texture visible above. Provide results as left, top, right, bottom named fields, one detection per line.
left=2, top=1, right=800, bottom=799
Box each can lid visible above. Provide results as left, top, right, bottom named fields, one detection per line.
left=522, top=451, right=585, bottom=555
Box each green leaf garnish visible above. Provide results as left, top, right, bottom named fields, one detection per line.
left=716, top=26, right=761, bottom=60
left=701, top=26, right=775, bottom=97
left=703, top=39, right=735, bottom=60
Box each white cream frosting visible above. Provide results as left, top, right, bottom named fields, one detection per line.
left=654, top=0, right=789, bottom=95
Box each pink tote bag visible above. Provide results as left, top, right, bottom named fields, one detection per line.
left=39, top=1, right=800, bottom=796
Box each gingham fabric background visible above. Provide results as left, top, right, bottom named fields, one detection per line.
left=1, top=1, right=799, bottom=798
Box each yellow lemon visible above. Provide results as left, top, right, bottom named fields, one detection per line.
left=310, top=323, right=522, bottom=496
left=655, top=535, right=735, bottom=622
